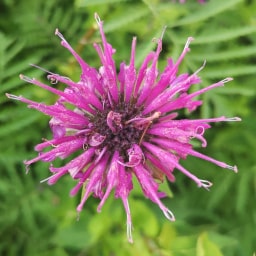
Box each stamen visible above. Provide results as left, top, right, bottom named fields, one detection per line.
left=187, top=78, right=229, bottom=99
left=221, top=77, right=233, bottom=84
left=198, top=179, right=213, bottom=191
left=40, top=175, right=55, bottom=183
left=30, top=63, right=55, bottom=75
left=25, top=164, right=30, bottom=174
left=162, top=207, right=175, bottom=222
left=185, top=37, right=194, bottom=50
left=226, top=165, right=238, bottom=173
left=94, top=12, right=101, bottom=25
left=224, top=117, right=241, bottom=122
left=193, top=60, right=206, bottom=76
left=127, top=222, right=133, bottom=243
left=121, top=197, right=133, bottom=243
left=5, top=93, right=22, bottom=101
left=19, top=74, right=34, bottom=83
left=48, top=76, right=58, bottom=85
left=55, top=28, right=67, bottom=42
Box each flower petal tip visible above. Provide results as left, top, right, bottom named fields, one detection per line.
left=127, top=223, right=133, bottom=243
left=199, top=179, right=213, bottom=191
left=163, top=208, right=175, bottom=222
left=222, top=77, right=233, bottom=84
left=226, top=164, right=238, bottom=173
left=226, top=117, right=242, bottom=122
left=5, top=93, right=21, bottom=100
left=94, top=13, right=101, bottom=24
left=76, top=205, right=83, bottom=213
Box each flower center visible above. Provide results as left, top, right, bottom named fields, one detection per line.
left=90, top=98, right=144, bottom=159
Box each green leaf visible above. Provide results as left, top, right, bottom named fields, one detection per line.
left=196, top=232, right=223, bottom=256
left=103, top=5, right=150, bottom=33
left=190, top=45, right=256, bottom=62
left=172, top=0, right=242, bottom=27
left=175, top=26, right=256, bottom=45
left=158, top=222, right=177, bottom=249
left=75, top=0, right=128, bottom=7
left=202, top=65, right=256, bottom=79
left=0, top=109, right=40, bottom=137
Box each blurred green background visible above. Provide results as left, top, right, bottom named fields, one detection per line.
left=0, top=0, right=255, bottom=255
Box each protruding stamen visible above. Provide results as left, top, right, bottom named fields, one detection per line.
left=121, top=197, right=133, bottom=243
left=55, top=28, right=67, bottom=42
left=5, top=93, right=22, bottom=101
left=127, top=222, right=133, bottom=243
left=224, top=117, right=241, bottom=122
left=187, top=78, right=230, bottom=100
left=162, top=207, right=176, bottom=222
left=193, top=60, right=206, bottom=76
left=185, top=37, right=194, bottom=50
left=48, top=76, right=58, bottom=85
left=221, top=77, right=233, bottom=84
left=19, top=74, right=34, bottom=83
left=30, top=63, right=55, bottom=75
left=224, top=117, right=242, bottom=122
left=25, top=164, right=30, bottom=174
left=226, top=165, right=238, bottom=173
left=94, top=12, right=101, bottom=25
left=40, top=175, right=54, bottom=183
left=198, top=179, right=213, bottom=191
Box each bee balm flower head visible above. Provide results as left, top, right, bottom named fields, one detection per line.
left=6, top=13, right=240, bottom=243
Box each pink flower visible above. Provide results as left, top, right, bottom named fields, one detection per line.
left=6, top=14, right=240, bottom=243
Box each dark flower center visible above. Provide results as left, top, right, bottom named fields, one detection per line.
left=90, top=97, right=143, bottom=159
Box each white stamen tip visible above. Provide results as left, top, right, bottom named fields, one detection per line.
left=25, top=164, right=30, bottom=174
left=163, top=208, right=175, bottom=222
left=185, top=37, right=194, bottom=49
left=127, top=223, right=133, bottom=243
left=6, top=93, right=22, bottom=100
left=226, top=165, right=238, bottom=173
left=30, top=63, right=54, bottom=75
left=94, top=13, right=101, bottom=24
left=194, top=60, right=207, bottom=75
left=221, top=77, right=233, bottom=84
left=19, top=74, right=34, bottom=83
left=225, top=117, right=242, bottom=122
left=40, top=176, right=51, bottom=183
left=55, top=28, right=66, bottom=42
left=199, top=179, right=213, bottom=191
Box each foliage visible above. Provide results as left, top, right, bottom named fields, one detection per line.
left=0, top=0, right=255, bottom=255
